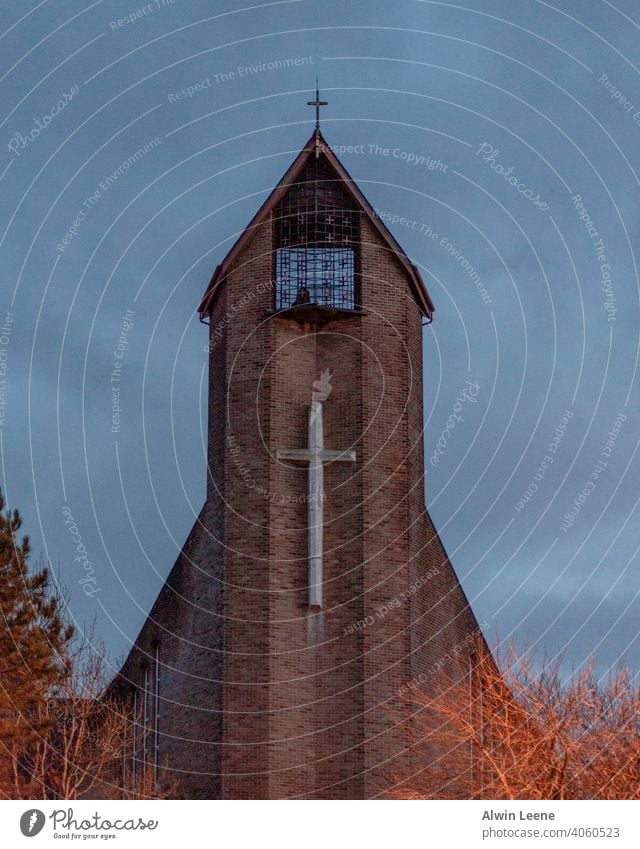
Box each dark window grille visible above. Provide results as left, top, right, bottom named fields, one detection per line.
left=276, top=247, right=355, bottom=309
left=274, top=157, right=360, bottom=310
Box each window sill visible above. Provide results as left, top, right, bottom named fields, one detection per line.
left=267, top=304, right=368, bottom=323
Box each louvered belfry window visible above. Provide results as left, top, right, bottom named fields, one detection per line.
left=274, top=156, right=360, bottom=310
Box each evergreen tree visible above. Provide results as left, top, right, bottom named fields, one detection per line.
left=0, top=490, right=74, bottom=794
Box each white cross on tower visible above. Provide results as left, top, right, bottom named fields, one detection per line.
left=276, top=398, right=356, bottom=609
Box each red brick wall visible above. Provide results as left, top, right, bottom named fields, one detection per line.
left=117, top=186, right=481, bottom=800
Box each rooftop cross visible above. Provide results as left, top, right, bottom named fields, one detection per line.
left=307, top=79, right=328, bottom=132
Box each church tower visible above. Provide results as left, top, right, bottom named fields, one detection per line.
left=116, top=108, right=482, bottom=799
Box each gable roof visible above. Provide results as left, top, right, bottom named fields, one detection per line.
left=198, top=130, right=434, bottom=318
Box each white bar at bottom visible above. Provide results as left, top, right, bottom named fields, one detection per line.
left=2, top=800, right=638, bottom=848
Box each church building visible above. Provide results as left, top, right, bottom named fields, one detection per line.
left=115, top=96, right=482, bottom=799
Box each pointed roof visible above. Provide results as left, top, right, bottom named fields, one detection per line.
left=198, top=130, right=434, bottom=318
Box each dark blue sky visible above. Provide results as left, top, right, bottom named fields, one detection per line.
left=1, top=0, right=639, bottom=679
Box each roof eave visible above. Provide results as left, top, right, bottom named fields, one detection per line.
left=198, top=130, right=434, bottom=320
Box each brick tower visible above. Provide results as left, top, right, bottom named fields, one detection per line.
left=116, top=123, right=481, bottom=799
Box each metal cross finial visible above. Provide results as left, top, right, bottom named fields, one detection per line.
left=307, top=78, right=328, bottom=131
